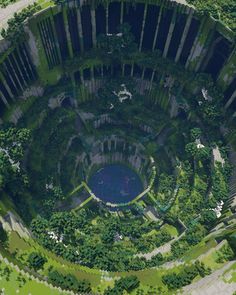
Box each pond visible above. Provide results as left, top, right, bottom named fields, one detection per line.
left=88, top=164, right=143, bottom=204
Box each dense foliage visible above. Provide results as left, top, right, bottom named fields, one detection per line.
left=1, top=3, right=41, bottom=42
left=27, top=252, right=47, bottom=271
left=97, top=23, right=137, bottom=62
left=0, top=226, right=8, bottom=244
left=187, top=0, right=236, bottom=31
left=48, top=270, right=91, bottom=293
left=0, top=1, right=235, bottom=293
left=0, top=127, right=30, bottom=189
left=0, top=0, right=16, bottom=8
left=104, top=275, right=140, bottom=295
left=162, top=261, right=211, bottom=289
left=30, top=209, right=171, bottom=271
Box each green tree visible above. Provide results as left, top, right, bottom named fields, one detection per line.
left=0, top=127, right=30, bottom=189
left=27, top=252, right=47, bottom=271
left=190, top=128, right=202, bottom=141
left=0, top=225, right=8, bottom=244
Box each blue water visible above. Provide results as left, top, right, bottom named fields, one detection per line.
left=88, top=164, right=143, bottom=204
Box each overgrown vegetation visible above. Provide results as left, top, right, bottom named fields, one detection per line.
left=1, top=3, right=41, bottom=43
left=30, top=209, right=171, bottom=271
left=162, top=261, right=211, bottom=290
left=187, top=0, right=236, bottom=31
left=0, top=0, right=16, bottom=8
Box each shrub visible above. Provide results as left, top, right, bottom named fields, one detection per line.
left=27, top=252, right=47, bottom=271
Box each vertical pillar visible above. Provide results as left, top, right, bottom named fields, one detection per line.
left=140, top=67, right=145, bottom=93
left=141, top=68, right=145, bottom=80
left=7, top=57, right=24, bottom=91
left=76, top=3, right=84, bottom=53
left=12, top=52, right=27, bottom=87
left=225, top=89, right=236, bottom=109
left=16, top=47, right=31, bottom=82
left=131, top=63, right=134, bottom=77
left=91, top=5, right=97, bottom=47
left=175, top=8, right=194, bottom=63
left=122, top=64, right=125, bottom=76
left=21, top=44, right=36, bottom=80
left=150, top=70, right=155, bottom=90
left=3, top=63, right=19, bottom=94
left=40, top=19, right=56, bottom=66
left=186, top=16, right=215, bottom=71
left=139, top=3, right=148, bottom=52
left=152, top=5, right=163, bottom=51
left=120, top=1, right=124, bottom=25
left=62, top=5, right=73, bottom=58
left=0, top=89, right=10, bottom=108
left=106, top=4, right=109, bottom=34
left=49, top=13, right=62, bottom=63
left=91, top=67, right=95, bottom=92
left=163, top=5, right=177, bottom=58
left=0, top=72, right=14, bottom=100
left=217, top=46, right=236, bottom=91
left=80, top=69, right=84, bottom=84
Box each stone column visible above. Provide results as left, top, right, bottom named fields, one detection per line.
left=16, top=47, right=31, bottom=82
left=141, top=68, right=145, bottom=80
left=0, top=89, right=10, bottom=108
left=139, top=3, right=148, bottom=51
left=131, top=63, right=134, bottom=77
left=175, top=8, right=194, bottom=63
left=225, top=89, right=236, bottom=109
left=49, top=14, right=62, bottom=63
left=12, top=52, right=27, bottom=87
left=106, top=4, right=109, bottom=34
left=80, top=69, right=84, bottom=84
left=152, top=5, right=163, bottom=51
left=76, top=3, right=84, bottom=52
left=3, top=63, right=18, bottom=94
left=122, top=64, right=125, bottom=76
left=163, top=5, right=177, bottom=58
left=7, top=57, right=24, bottom=91
left=0, top=72, right=14, bottom=100
left=217, top=46, right=236, bottom=91
left=150, top=70, right=155, bottom=90
left=21, top=44, right=36, bottom=80
left=62, top=5, right=73, bottom=58
left=186, top=16, right=215, bottom=71
left=120, top=1, right=124, bottom=24
left=91, top=6, right=97, bottom=47
left=40, top=20, right=55, bottom=65
left=91, top=67, right=95, bottom=92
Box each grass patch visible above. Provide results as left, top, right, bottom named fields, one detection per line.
left=0, top=259, right=62, bottom=295
left=161, top=224, right=179, bottom=237
left=8, top=232, right=31, bottom=253
left=182, top=239, right=217, bottom=262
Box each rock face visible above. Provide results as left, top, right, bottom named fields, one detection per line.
left=0, top=211, right=31, bottom=239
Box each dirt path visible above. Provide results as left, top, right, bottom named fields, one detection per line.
left=136, top=231, right=185, bottom=260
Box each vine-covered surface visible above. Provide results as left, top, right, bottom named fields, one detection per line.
left=0, top=20, right=235, bottom=295
left=187, top=0, right=236, bottom=31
